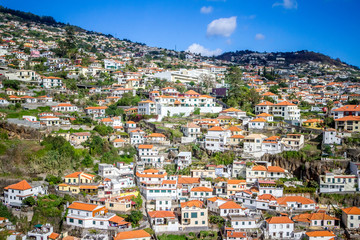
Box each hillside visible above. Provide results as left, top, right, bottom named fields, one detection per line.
left=216, top=50, right=358, bottom=69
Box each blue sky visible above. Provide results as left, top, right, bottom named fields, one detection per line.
left=2, top=0, right=360, bottom=66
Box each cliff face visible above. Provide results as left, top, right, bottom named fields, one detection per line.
left=261, top=154, right=349, bottom=182
left=0, top=121, right=43, bottom=140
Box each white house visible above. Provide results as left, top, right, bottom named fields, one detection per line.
left=66, top=202, right=130, bottom=230
left=322, top=128, right=342, bottom=145
left=4, top=180, right=46, bottom=207
left=342, top=206, right=360, bottom=229
left=265, top=216, right=294, bottom=239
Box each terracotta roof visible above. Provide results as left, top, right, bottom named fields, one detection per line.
left=207, top=197, right=227, bottom=202
left=113, top=138, right=125, bottom=143
left=227, top=179, right=246, bottom=184
left=293, top=213, right=338, bottom=223
left=68, top=202, right=99, bottom=211
left=147, top=133, right=166, bottom=138
left=305, top=231, right=335, bottom=237
left=266, top=216, right=294, bottom=224
left=342, top=206, right=360, bottom=215
left=333, top=105, right=360, bottom=112
left=276, top=196, right=315, bottom=205
left=49, top=233, right=60, bottom=239
left=114, top=230, right=151, bottom=240
left=223, top=107, right=243, bottom=112
left=208, top=126, right=225, bottom=131
left=267, top=166, right=285, bottom=173
left=257, top=194, right=277, bottom=201
left=226, top=232, right=246, bottom=238
left=252, top=165, right=267, bottom=171
left=230, top=135, right=245, bottom=139
left=219, top=201, right=242, bottom=209
left=109, top=215, right=127, bottom=224
left=275, top=101, right=296, bottom=106
left=4, top=180, right=32, bottom=191
left=180, top=200, right=204, bottom=208
left=257, top=101, right=274, bottom=106
left=138, top=145, right=153, bottom=149
left=190, top=186, right=213, bottom=192
left=262, top=92, right=277, bottom=96
left=85, top=106, right=107, bottom=110
left=178, top=177, right=200, bottom=184
left=64, top=172, right=94, bottom=179
left=335, top=116, right=360, bottom=121
left=148, top=211, right=175, bottom=218
left=257, top=113, right=273, bottom=117
left=250, top=117, right=266, bottom=122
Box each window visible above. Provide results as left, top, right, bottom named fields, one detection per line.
left=184, top=213, right=189, bottom=218
left=195, top=221, right=198, bottom=225
left=78, top=220, right=83, bottom=224
left=69, top=218, right=74, bottom=223
left=202, top=221, right=205, bottom=224
left=93, top=221, right=96, bottom=225
left=100, top=222, right=104, bottom=225
left=350, top=216, right=354, bottom=220
left=191, top=212, right=198, bottom=218
left=201, top=212, right=204, bottom=216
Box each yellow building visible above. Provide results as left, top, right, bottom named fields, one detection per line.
left=226, top=179, right=246, bottom=196
left=335, top=116, right=360, bottom=132
left=303, top=119, right=324, bottom=129
left=180, top=200, right=208, bottom=229
left=58, top=172, right=98, bottom=194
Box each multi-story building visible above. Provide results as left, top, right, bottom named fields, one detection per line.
left=42, top=76, right=63, bottom=88
left=51, top=103, right=78, bottom=112
left=4, top=180, right=46, bottom=207
left=204, top=126, right=231, bottom=152
left=335, top=116, right=360, bottom=132
left=255, top=100, right=301, bottom=123
left=264, top=216, right=294, bottom=239
left=180, top=200, right=208, bottom=231
left=66, top=202, right=130, bottom=229
left=58, top=172, right=98, bottom=194
left=331, top=105, right=360, bottom=120
left=319, top=172, right=357, bottom=193
left=226, top=179, right=246, bottom=196
left=323, top=128, right=342, bottom=145
left=342, top=206, right=360, bottom=229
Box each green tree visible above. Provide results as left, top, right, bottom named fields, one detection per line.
left=81, top=154, right=93, bottom=167
left=22, top=196, right=36, bottom=206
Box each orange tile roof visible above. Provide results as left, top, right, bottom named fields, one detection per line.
left=227, top=179, right=246, bottom=184
left=180, top=200, right=204, bottom=208
left=49, top=233, right=60, bottom=239
left=276, top=196, right=315, bottom=205
left=208, top=126, right=225, bottom=131
left=275, top=101, right=296, bottom=106
left=257, top=112, right=273, bottom=117
left=190, top=186, right=213, bottom=192
left=147, top=133, right=166, bottom=138
left=305, top=231, right=335, bottom=237
left=138, top=145, right=153, bottom=149
left=68, top=202, right=99, bottom=211
left=4, top=180, right=32, bottom=191
left=335, top=116, right=360, bottom=121
left=262, top=92, right=277, bottom=96
left=250, top=117, right=266, bottom=122
left=228, top=126, right=242, bottom=132
left=230, top=135, right=245, bottom=139
left=227, top=232, right=246, bottom=238
left=114, top=230, right=151, bottom=240
left=207, top=197, right=227, bottom=202
left=342, top=206, right=360, bottom=215
left=178, top=177, right=200, bottom=184
left=223, top=107, right=243, bottom=112
left=267, top=166, right=285, bottom=173
left=113, top=138, right=125, bottom=142
left=252, top=165, right=267, bottom=171
left=219, top=201, right=242, bottom=209
left=257, top=101, right=274, bottom=106
left=148, top=211, right=175, bottom=218
left=266, top=216, right=294, bottom=224
left=109, top=215, right=127, bottom=224
left=64, top=172, right=95, bottom=179
left=143, top=169, right=159, bottom=173
left=257, top=194, right=276, bottom=201
left=333, top=105, right=360, bottom=112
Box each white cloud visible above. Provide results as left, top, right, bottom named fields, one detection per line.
left=255, top=33, right=265, bottom=40
left=200, top=6, right=213, bottom=14
left=186, top=43, right=222, bottom=56
left=207, top=16, right=237, bottom=37
left=273, top=0, right=298, bottom=9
